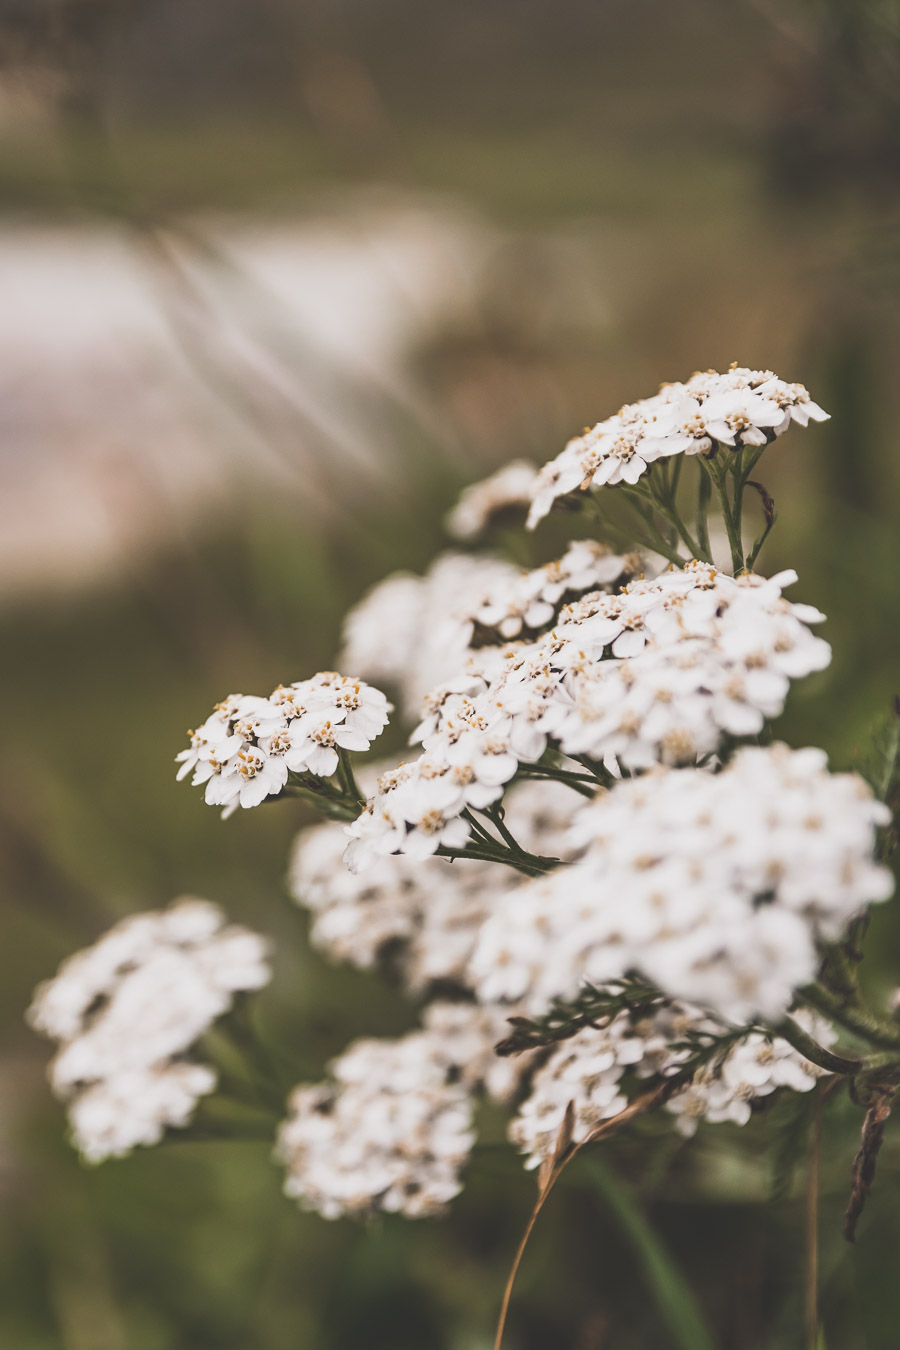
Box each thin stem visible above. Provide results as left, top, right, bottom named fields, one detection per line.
left=618, top=491, right=686, bottom=567
left=702, top=456, right=744, bottom=572
left=669, top=453, right=683, bottom=500
left=628, top=482, right=702, bottom=562
left=696, top=465, right=712, bottom=563
left=570, top=753, right=615, bottom=785
left=282, top=779, right=359, bottom=821
left=777, top=1017, right=862, bottom=1076
left=516, top=765, right=597, bottom=798
left=493, top=1081, right=682, bottom=1350
left=745, top=514, right=776, bottom=571
left=482, top=803, right=527, bottom=854
left=657, top=489, right=704, bottom=561
left=461, top=807, right=499, bottom=845
left=437, top=843, right=560, bottom=878
left=336, top=749, right=366, bottom=810
left=731, top=447, right=746, bottom=545
left=799, top=984, right=900, bottom=1052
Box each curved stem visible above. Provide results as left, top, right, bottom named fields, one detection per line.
left=799, top=984, right=900, bottom=1052
left=462, top=807, right=500, bottom=847
left=516, top=765, right=597, bottom=798
left=437, top=843, right=560, bottom=877
left=777, top=1017, right=862, bottom=1076
left=482, top=803, right=527, bottom=854
left=619, top=490, right=686, bottom=566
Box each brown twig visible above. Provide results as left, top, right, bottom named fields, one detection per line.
left=843, top=1086, right=896, bottom=1242
left=493, top=1081, right=680, bottom=1350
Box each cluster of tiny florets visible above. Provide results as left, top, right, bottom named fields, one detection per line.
left=27, top=900, right=271, bottom=1161
left=527, top=365, right=829, bottom=528
left=339, top=553, right=520, bottom=719
left=291, top=778, right=575, bottom=991
left=511, top=1006, right=836, bottom=1166
left=470, top=745, right=892, bottom=1022
left=35, top=361, right=891, bottom=1238
left=176, top=672, right=392, bottom=816
left=445, top=459, right=538, bottom=539
left=346, top=564, right=830, bottom=869
left=275, top=1027, right=477, bottom=1219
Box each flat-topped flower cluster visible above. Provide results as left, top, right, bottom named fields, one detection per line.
left=527, top=364, right=828, bottom=527
left=345, top=563, right=830, bottom=869
left=176, top=673, right=391, bottom=816
left=470, top=745, right=891, bottom=1023
left=31, top=363, right=898, bottom=1237
left=28, top=900, right=271, bottom=1160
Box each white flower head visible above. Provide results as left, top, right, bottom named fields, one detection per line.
left=468, top=745, right=891, bottom=1024
left=276, top=1029, right=476, bottom=1220
left=28, top=899, right=272, bottom=1161
left=292, top=777, right=576, bottom=990
left=176, top=673, right=392, bottom=816
left=446, top=460, right=538, bottom=539
left=527, top=366, right=829, bottom=528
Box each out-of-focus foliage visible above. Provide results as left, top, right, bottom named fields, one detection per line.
left=1, top=1, right=899, bottom=1346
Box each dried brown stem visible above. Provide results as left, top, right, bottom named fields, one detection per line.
left=493, top=1080, right=681, bottom=1350
left=843, top=1086, right=896, bottom=1242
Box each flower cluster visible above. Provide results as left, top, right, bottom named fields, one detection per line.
left=339, top=553, right=520, bottom=719
left=35, top=358, right=900, bottom=1255
left=527, top=365, right=829, bottom=528
left=461, top=538, right=640, bottom=641
left=470, top=745, right=893, bottom=1022
left=27, top=899, right=271, bottom=1161
left=511, top=1005, right=835, bottom=1166
left=176, top=673, right=392, bottom=816
left=290, top=779, right=575, bottom=991
left=445, top=459, right=538, bottom=539
left=338, top=541, right=638, bottom=722
left=665, top=1014, right=835, bottom=1137
left=347, top=564, right=830, bottom=867
left=276, top=1026, right=477, bottom=1220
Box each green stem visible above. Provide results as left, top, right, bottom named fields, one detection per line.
left=336, top=749, right=366, bottom=809
left=799, top=984, right=900, bottom=1052
left=619, top=491, right=686, bottom=567
left=577, top=1158, right=717, bottom=1350
left=630, top=481, right=702, bottom=562
left=437, top=843, right=560, bottom=877
left=696, top=466, right=713, bottom=563
left=482, top=803, right=527, bottom=854
left=669, top=453, right=683, bottom=500
left=702, top=456, right=744, bottom=572
left=516, top=764, right=598, bottom=797
left=462, top=807, right=500, bottom=847
left=570, top=753, right=616, bottom=786
left=776, top=1017, right=862, bottom=1076
left=745, top=514, right=776, bottom=571
left=731, top=447, right=745, bottom=544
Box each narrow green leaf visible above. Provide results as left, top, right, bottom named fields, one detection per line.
left=578, top=1157, right=716, bottom=1350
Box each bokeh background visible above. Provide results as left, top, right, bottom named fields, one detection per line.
left=2, top=1, right=899, bottom=1346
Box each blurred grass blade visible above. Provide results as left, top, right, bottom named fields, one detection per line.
left=579, top=1157, right=715, bottom=1350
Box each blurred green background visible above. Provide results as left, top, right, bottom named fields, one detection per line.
left=1, top=1, right=899, bottom=1346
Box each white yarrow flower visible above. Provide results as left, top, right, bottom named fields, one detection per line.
left=176, top=673, right=392, bottom=815
left=28, top=899, right=272, bottom=1161
left=446, top=460, right=538, bottom=539
left=468, top=745, right=892, bottom=1023
left=276, top=1030, right=476, bottom=1220
left=527, top=366, right=829, bottom=528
